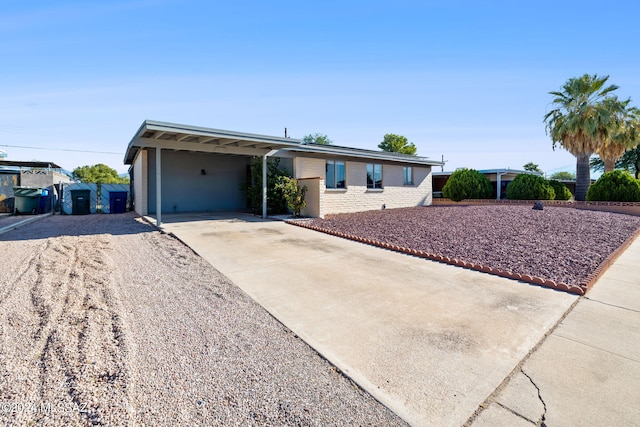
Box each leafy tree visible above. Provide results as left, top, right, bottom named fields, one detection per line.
left=549, top=171, right=576, bottom=180
left=72, top=164, right=129, bottom=184
left=544, top=74, right=622, bottom=201
left=275, top=176, right=307, bottom=216
left=547, top=179, right=572, bottom=200
left=586, top=170, right=640, bottom=201
left=302, top=133, right=333, bottom=145
left=378, top=133, right=417, bottom=155
left=442, top=168, right=492, bottom=201
left=506, top=174, right=555, bottom=200
left=590, top=145, right=640, bottom=178
left=523, top=162, right=543, bottom=173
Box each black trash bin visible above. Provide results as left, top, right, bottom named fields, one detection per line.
left=109, top=191, right=127, bottom=214
left=71, top=190, right=91, bottom=215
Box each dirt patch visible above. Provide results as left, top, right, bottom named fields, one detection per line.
left=301, top=206, right=640, bottom=290
left=0, top=213, right=405, bottom=426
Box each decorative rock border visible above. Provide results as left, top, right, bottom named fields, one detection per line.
left=285, top=220, right=640, bottom=296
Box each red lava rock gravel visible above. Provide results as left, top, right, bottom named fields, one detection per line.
left=305, top=205, right=640, bottom=289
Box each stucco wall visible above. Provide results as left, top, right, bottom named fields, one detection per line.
left=147, top=150, right=250, bottom=213
left=294, top=157, right=325, bottom=179
left=133, top=149, right=148, bottom=215
left=297, top=177, right=321, bottom=217
left=294, top=156, right=433, bottom=217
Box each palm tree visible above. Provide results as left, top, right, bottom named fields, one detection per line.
left=596, top=105, right=640, bottom=172
left=544, top=74, right=620, bottom=201
left=591, top=144, right=640, bottom=178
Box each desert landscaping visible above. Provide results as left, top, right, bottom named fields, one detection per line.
left=302, top=205, right=640, bottom=290
left=0, top=214, right=405, bottom=426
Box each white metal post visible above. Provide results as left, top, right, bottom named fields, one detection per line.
left=156, top=148, right=162, bottom=226
left=262, top=154, right=267, bottom=219
left=262, top=150, right=279, bottom=219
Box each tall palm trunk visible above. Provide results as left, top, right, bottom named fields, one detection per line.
left=575, top=153, right=591, bottom=201
left=604, top=159, right=616, bottom=172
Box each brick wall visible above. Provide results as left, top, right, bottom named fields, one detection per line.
left=21, top=170, right=72, bottom=187
left=293, top=157, right=433, bottom=217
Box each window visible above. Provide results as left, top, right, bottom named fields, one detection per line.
left=367, top=163, right=383, bottom=189
left=326, top=160, right=346, bottom=189
left=403, top=166, right=413, bottom=185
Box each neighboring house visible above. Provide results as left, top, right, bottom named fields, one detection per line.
left=123, top=120, right=443, bottom=224
left=433, top=168, right=543, bottom=200
left=0, top=160, right=73, bottom=213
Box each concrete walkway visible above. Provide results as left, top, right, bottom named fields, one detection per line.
left=157, top=213, right=577, bottom=426
left=472, top=232, right=640, bottom=426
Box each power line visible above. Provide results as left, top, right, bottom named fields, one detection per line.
left=0, top=144, right=123, bottom=155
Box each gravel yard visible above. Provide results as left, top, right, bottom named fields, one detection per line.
left=306, top=205, right=640, bottom=288
left=0, top=214, right=38, bottom=230
left=0, top=214, right=405, bottom=426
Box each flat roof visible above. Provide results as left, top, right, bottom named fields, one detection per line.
left=433, top=168, right=542, bottom=176
left=124, top=120, right=444, bottom=167
left=0, top=160, right=64, bottom=169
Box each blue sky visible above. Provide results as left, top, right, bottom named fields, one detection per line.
left=1, top=1, right=638, bottom=174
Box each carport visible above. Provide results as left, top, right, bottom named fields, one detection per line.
left=124, top=120, right=302, bottom=226
left=125, top=120, right=444, bottom=224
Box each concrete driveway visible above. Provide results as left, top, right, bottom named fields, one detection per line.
left=157, top=212, right=576, bottom=426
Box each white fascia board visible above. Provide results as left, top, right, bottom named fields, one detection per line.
left=291, top=145, right=443, bottom=167
left=133, top=137, right=288, bottom=158
left=143, top=120, right=302, bottom=146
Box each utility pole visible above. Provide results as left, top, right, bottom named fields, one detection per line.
left=441, top=154, right=448, bottom=172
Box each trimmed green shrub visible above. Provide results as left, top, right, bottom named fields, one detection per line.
left=547, top=179, right=572, bottom=201
left=442, top=168, right=493, bottom=202
left=506, top=174, right=555, bottom=200
left=275, top=176, right=307, bottom=216
left=586, top=170, right=640, bottom=202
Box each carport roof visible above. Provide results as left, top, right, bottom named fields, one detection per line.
left=124, top=120, right=443, bottom=167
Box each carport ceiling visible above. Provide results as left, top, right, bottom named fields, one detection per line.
left=124, top=120, right=302, bottom=164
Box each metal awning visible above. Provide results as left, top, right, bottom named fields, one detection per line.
left=124, top=120, right=302, bottom=164
left=124, top=120, right=444, bottom=167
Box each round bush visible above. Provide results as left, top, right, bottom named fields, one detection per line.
left=586, top=170, right=640, bottom=202
left=506, top=174, right=555, bottom=200
left=547, top=179, right=572, bottom=201
left=442, top=168, right=493, bottom=202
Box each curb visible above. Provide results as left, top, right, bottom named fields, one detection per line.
left=0, top=213, right=53, bottom=236
left=285, top=220, right=590, bottom=295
